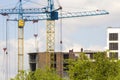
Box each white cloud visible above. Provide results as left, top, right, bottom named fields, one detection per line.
left=87, top=45, right=106, bottom=51
left=64, top=44, right=83, bottom=52
left=62, top=38, right=106, bottom=52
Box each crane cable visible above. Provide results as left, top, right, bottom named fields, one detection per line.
left=1, top=16, right=6, bottom=80
left=57, top=0, right=62, bottom=52
left=59, top=6, right=63, bottom=77
left=55, top=0, right=63, bottom=77
left=55, top=0, right=62, bottom=52
left=60, top=10, right=63, bottom=52
left=33, top=20, right=39, bottom=52
left=1, top=16, right=9, bottom=80
left=7, top=18, right=12, bottom=80
left=5, top=17, right=9, bottom=80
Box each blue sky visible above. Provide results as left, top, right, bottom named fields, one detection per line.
left=0, top=0, right=120, bottom=79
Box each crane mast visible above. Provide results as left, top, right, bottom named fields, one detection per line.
left=46, top=0, right=56, bottom=68
left=18, top=0, right=24, bottom=72
left=0, top=0, right=109, bottom=74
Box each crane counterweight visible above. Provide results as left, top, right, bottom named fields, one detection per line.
left=18, top=19, right=25, bottom=28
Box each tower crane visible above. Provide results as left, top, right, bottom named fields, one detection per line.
left=0, top=0, right=109, bottom=72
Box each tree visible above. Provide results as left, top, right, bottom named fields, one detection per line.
left=33, top=68, right=63, bottom=80
left=11, top=71, right=28, bottom=80
left=91, top=52, right=120, bottom=80
left=68, top=52, right=120, bottom=80
left=11, top=68, right=63, bottom=80
left=68, top=53, right=92, bottom=80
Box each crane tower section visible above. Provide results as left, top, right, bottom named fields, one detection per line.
left=18, top=19, right=24, bottom=71
left=46, top=20, right=55, bottom=67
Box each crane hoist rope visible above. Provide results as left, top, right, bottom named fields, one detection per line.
left=2, top=18, right=9, bottom=80
left=1, top=16, right=6, bottom=80
left=58, top=8, right=63, bottom=77
left=5, top=19, right=9, bottom=80
left=33, top=21, right=39, bottom=52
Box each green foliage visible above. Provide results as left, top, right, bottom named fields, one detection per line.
left=11, top=71, right=28, bottom=80
left=91, top=52, right=120, bottom=80
left=11, top=68, right=63, bottom=80
left=68, top=52, right=120, bottom=80
left=11, top=52, right=120, bottom=80
left=33, top=68, right=62, bottom=80
left=68, top=53, right=92, bottom=80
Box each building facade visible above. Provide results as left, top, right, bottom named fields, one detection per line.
left=28, top=51, right=75, bottom=77
left=107, top=27, right=120, bottom=59
left=28, top=49, right=98, bottom=77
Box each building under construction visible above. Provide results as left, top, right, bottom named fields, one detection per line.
left=28, top=49, right=97, bottom=77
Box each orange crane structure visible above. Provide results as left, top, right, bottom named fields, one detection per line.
left=0, top=0, right=109, bottom=73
